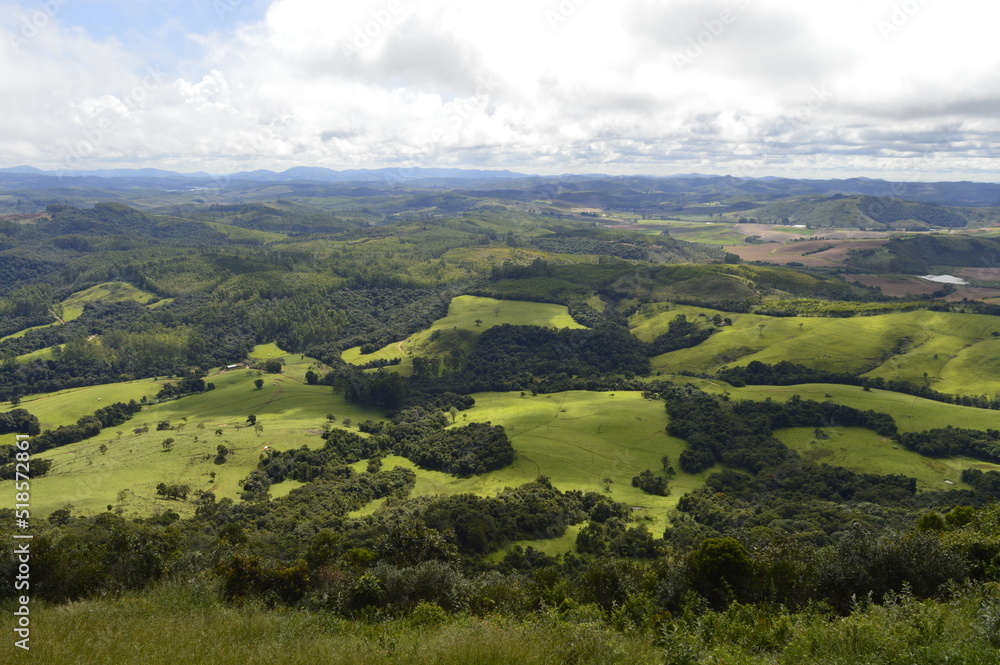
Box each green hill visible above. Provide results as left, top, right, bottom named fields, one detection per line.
left=342, top=295, right=586, bottom=374
left=637, top=304, right=1000, bottom=395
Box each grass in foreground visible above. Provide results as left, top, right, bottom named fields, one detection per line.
left=3, top=580, right=998, bottom=665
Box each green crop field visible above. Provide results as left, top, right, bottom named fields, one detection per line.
left=342, top=295, right=586, bottom=374
left=635, top=304, right=1000, bottom=395
left=777, top=426, right=1000, bottom=491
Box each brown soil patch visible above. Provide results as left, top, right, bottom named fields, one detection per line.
left=942, top=286, right=1000, bottom=302
left=725, top=238, right=890, bottom=268
left=806, top=239, right=888, bottom=263
left=843, top=274, right=940, bottom=297
left=0, top=213, right=47, bottom=223
left=958, top=267, right=1000, bottom=283
left=724, top=245, right=835, bottom=266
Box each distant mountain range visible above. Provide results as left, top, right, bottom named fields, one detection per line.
left=0, top=165, right=529, bottom=183
left=2, top=166, right=1000, bottom=208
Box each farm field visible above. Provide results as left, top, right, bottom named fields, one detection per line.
left=843, top=273, right=942, bottom=297
left=342, top=295, right=586, bottom=374
left=724, top=238, right=889, bottom=267
left=777, top=426, right=1000, bottom=492
left=634, top=304, right=1000, bottom=395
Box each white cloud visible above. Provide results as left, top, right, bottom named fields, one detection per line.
left=2, top=0, right=999, bottom=179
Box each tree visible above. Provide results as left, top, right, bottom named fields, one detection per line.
left=758, top=324, right=766, bottom=337
left=916, top=511, right=946, bottom=531
left=10, top=395, right=21, bottom=407
left=263, top=359, right=283, bottom=374
left=661, top=455, right=676, bottom=476
left=161, top=438, right=174, bottom=451
left=474, top=319, right=483, bottom=327
left=688, top=537, right=752, bottom=606
left=254, top=378, right=264, bottom=390
left=602, top=477, right=614, bottom=492
left=215, top=444, right=229, bottom=464
left=246, top=414, right=257, bottom=425
left=632, top=469, right=669, bottom=496
left=99, top=444, right=108, bottom=454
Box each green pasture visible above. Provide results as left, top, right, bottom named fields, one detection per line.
left=0, top=320, right=59, bottom=343
left=1, top=344, right=379, bottom=517
left=60, top=281, right=157, bottom=320
left=451, top=391, right=709, bottom=533
left=612, top=219, right=747, bottom=242
left=0, top=378, right=167, bottom=430
left=202, top=221, right=286, bottom=242
left=340, top=390, right=712, bottom=551
left=15, top=344, right=61, bottom=363
left=342, top=295, right=586, bottom=373
left=636, top=304, right=1000, bottom=395
left=778, top=426, right=1000, bottom=492
left=685, top=379, right=1000, bottom=433
left=2, top=281, right=158, bottom=344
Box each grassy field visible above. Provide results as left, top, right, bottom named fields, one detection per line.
left=0, top=345, right=380, bottom=517
left=777, top=426, right=1000, bottom=491
left=342, top=295, right=586, bottom=374
left=202, top=221, right=287, bottom=242
left=364, top=391, right=714, bottom=543
left=59, top=281, right=157, bottom=320
left=634, top=304, right=1000, bottom=395
left=682, top=378, right=1000, bottom=433
left=3, top=281, right=159, bottom=354
left=0, top=379, right=168, bottom=431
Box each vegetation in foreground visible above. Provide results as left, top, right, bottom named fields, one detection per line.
left=3, top=574, right=999, bottom=664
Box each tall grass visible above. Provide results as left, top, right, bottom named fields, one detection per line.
left=5, top=581, right=999, bottom=664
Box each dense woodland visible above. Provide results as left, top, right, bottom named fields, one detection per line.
left=2, top=188, right=1000, bottom=661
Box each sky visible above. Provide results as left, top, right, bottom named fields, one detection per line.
left=1, top=0, right=999, bottom=180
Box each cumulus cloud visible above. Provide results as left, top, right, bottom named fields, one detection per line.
left=2, top=0, right=999, bottom=179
